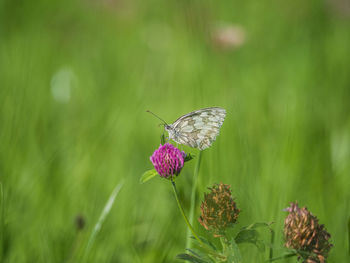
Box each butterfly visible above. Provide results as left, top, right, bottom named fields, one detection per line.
left=147, top=107, right=226, bottom=150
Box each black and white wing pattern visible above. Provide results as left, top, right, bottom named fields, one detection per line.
left=169, top=107, right=226, bottom=150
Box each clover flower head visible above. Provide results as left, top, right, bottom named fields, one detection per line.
left=198, top=183, right=240, bottom=237
left=150, top=143, right=186, bottom=179
left=284, top=202, right=333, bottom=263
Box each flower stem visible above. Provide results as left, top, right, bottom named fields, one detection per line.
left=170, top=179, right=204, bottom=247
left=170, top=179, right=226, bottom=261
left=220, top=236, right=228, bottom=251
left=269, top=228, right=275, bottom=260
left=187, top=150, right=203, bottom=248
left=348, top=216, right=350, bottom=255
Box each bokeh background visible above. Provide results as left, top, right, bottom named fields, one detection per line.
left=1, top=0, right=350, bottom=262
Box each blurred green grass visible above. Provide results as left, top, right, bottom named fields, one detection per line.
left=1, top=0, right=350, bottom=262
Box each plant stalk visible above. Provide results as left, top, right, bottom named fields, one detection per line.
left=348, top=216, right=350, bottom=255
left=220, top=236, right=228, bottom=251
left=269, top=228, right=275, bottom=260
left=171, top=179, right=226, bottom=261
left=171, top=179, right=204, bottom=247
left=186, top=150, right=202, bottom=248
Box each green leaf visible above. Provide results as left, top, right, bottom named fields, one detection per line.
left=185, top=249, right=215, bottom=263
left=265, top=252, right=297, bottom=262
left=255, top=240, right=266, bottom=252
left=188, top=237, right=225, bottom=262
left=184, top=153, right=195, bottom=162
left=176, top=253, right=210, bottom=263
left=188, top=237, right=226, bottom=262
left=186, top=249, right=202, bottom=258
left=235, top=229, right=259, bottom=243
left=265, top=248, right=309, bottom=262
left=242, top=222, right=272, bottom=230
left=139, top=169, right=158, bottom=184
left=190, top=236, right=217, bottom=251
left=225, top=238, right=242, bottom=263
left=235, top=228, right=265, bottom=252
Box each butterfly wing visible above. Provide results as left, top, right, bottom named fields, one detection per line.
left=172, top=107, right=226, bottom=150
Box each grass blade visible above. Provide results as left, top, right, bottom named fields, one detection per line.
left=82, top=181, right=124, bottom=261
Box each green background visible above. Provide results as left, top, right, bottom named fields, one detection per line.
left=1, top=0, right=349, bottom=262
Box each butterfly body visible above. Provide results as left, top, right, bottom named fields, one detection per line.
left=164, top=107, right=226, bottom=150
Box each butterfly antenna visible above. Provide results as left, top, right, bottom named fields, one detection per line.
left=146, top=110, right=168, bottom=125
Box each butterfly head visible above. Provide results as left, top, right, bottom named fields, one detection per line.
left=164, top=124, right=175, bottom=139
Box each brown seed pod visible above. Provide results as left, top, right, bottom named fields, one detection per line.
left=284, top=202, right=332, bottom=263
left=198, top=183, right=240, bottom=237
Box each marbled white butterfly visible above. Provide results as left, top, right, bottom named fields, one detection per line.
left=147, top=107, right=226, bottom=150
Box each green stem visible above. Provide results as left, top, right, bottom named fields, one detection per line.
left=220, top=236, right=228, bottom=251
left=0, top=183, right=4, bottom=261
left=171, top=179, right=204, bottom=247
left=269, top=229, right=275, bottom=260
left=348, top=216, right=350, bottom=255
left=187, top=150, right=202, bottom=248
left=170, top=179, right=226, bottom=261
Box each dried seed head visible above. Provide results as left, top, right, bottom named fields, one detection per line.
left=284, top=202, right=333, bottom=263
left=198, top=183, right=240, bottom=237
